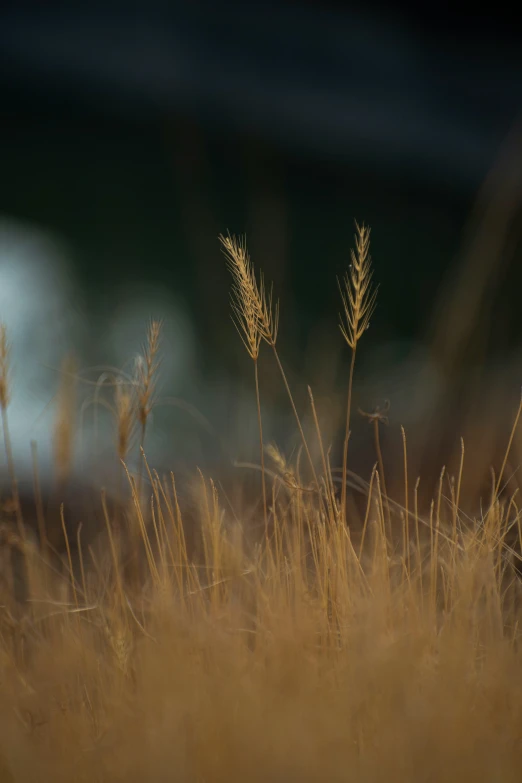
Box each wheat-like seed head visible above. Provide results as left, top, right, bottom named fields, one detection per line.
left=105, top=615, right=134, bottom=676
left=226, top=236, right=262, bottom=360
left=265, top=442, right=287, bottom=473
left=115, top=381, right=135, bottom=462
left=265, top=442, right=304, bottom=491
left=338, top=221, right=378, bottom=350
left=0, top=324, right=11, bottom=410
left=136, top=319, right=162, bottom=429
left=219, top=233, right=279, bottom=349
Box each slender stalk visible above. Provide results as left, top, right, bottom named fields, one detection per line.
left=271, top=344, right=319, bottom=492
left=220, top=234, right=270, bottom=534
left=254, top=358, right=269, bottom=541
left=341, top=349, right=356, bottom=524
left=401, top=426, right=410, bottom=573
left=338, top=222, right=378, bottom=524
left=308, top=385, right=336, bottom=524
left=495, top=390, right=522, bottom=500
left=136, top=319, right=162, bottom=506
left=373, top=417, right=390, bottom=536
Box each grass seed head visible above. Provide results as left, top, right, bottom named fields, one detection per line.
left=338, top=221, right=378, bottom=350
left=136, top=319, right=163, bottom=430
left=220, top=233, right=279, bottom=349
left=116, top=381, right=136, bottom=462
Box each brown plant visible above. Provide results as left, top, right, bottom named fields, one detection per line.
left=338, top=221, right=378, bottom=523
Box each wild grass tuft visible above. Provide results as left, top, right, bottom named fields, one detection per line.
left=1, top=225, right=522, bottom=781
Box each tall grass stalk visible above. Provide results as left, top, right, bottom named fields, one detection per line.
left=220, top=234, right=268, bottom=539
left=338, top=222, right=378, bottom=524
left=136, top=319, right=162, bottom=503
left=220, top=234, right=320, bottom=503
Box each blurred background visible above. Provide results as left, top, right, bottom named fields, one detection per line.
left=1, top=0, right=522, bottom=508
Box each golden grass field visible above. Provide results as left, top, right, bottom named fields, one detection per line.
left=1, top=223, right=522, bottom=781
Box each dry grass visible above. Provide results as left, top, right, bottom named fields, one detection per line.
left=338, top=221, right=378, bottom=523
left=1, top=225, right=522, bottom=781
left=220, top=233, right=268, bottom=538
left=53, top=354, right=78, bottom=487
